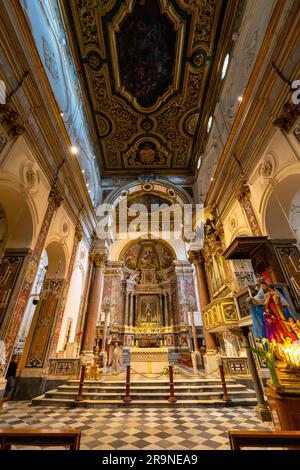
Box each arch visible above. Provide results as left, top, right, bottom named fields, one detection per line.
left=0, top=182, right=34, bottom=250
left=103, top=179, right=193, bottom=208
left=45, top=240, right=67, bottom=278
left=262, top=173, right=300, bottom=240
left=109, top=236, right=187, bottom=262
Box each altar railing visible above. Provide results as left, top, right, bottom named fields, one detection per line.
left=221, top=356, right=250, bottom=376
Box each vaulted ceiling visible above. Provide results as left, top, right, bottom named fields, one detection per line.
left=62, top=0, right=239, bottom=179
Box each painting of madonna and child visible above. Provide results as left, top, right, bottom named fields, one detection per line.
left=248, top=278, right=300, bottom=364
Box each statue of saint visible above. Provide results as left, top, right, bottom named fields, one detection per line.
left=111, top=343, right=123, bottom=375
left=249, top=280, right=298, bottom=343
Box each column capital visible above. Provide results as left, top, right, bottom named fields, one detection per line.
left=48, top=184, right=63, bottom=208
left=74, top=223, right=83, bottom=243
left=89, top=250, right=108, bottom=267
left=188, top=250, right=205, bottom=267
left=236, top=179, right=251, bottom=205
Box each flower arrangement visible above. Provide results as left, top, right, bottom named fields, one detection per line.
left=162, top=364, right=181, bottom=375
left=249, top=338, right=279, bottom=386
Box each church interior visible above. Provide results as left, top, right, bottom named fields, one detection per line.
left=0, top=0, right=300, bottom=452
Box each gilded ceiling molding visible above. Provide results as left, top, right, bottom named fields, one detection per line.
left=64, top=0, right=234, bottom=176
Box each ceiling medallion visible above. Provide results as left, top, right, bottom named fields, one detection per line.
left=86, top=50, right=102, bottom=71
left=191, top=48, right=208, bottom=69
left=140, top=117, right=154, bottom=132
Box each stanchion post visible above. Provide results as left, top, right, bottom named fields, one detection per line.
left=219, top=362, right=231, bottom=402
left=168, top=364, right=177, bottom=403
left=75, top=364, right=86, bottom=402
left=123, top=365, right=132, bottom=403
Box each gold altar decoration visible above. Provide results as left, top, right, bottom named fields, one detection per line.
left=86, top=326, right=101, bottom=380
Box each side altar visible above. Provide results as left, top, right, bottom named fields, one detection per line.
left=130, top=347, right=169, bottom=375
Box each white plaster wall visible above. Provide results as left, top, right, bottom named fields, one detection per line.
left=56, top=238, right=89, bottom=352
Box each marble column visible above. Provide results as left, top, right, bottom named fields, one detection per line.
left=236, top=180, right=262, bottom=236
left=129, top=293, right=134, bottom=327
left=50, top=224, right=83, bottom=357
left=189, top=250, right=218, bottom=374
left=168, top=293, right=174, bottom=326
left=241, top=327, right=272, bottom=422
left=82, top=248, right=107, bottom=354
left=2, top=185, right=63, bottom=375
left=159, top=294, right=163, bottom=326
left=124, top=293, right=129, bottom=328
left=164, top=293, right=168, bottom=327
left=100, top=311, right=110, bottom=370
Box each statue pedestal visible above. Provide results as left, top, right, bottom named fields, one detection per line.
left=203, top=350, right=219, bottom=375
left=191, top=351, right=203, bottom=371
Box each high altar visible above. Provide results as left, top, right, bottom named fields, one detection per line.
left=100, top=238, right=196, bottom=368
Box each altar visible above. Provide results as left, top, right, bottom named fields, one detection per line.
left=130, top=347, right=169, bottom=375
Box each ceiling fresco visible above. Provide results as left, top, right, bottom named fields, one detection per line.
left=62, top=0, right=239, bottom=178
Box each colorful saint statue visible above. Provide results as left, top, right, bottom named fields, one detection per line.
left=249, top=279, right=297, bottom=343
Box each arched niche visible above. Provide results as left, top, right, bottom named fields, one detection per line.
left=264, top=174, right=300, bottom=241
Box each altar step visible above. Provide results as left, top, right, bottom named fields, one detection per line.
left=31, top=378, right=257, bottom=408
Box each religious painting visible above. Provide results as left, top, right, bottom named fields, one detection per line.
left=235, top=288, right=252, bottom=319
left=275, top=246, right=300, bottom=309
left=117, top=0, right=176, bottom=108
left=0, top=254, right=25, bottom=330
left=139, top=244, right=158, bottom=270
left=124, top=244, right=140, bottom=270
left=155, top=242, right=173, bottom=269
left=138, top=295, right=159, bottom=324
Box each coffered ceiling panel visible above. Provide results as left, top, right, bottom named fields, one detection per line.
left=62, top=0, right=239, bottom=178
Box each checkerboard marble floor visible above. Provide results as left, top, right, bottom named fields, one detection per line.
left=0, top=402, right=273, bottom=450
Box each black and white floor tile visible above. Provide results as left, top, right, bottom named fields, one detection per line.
left=0, top=402, right=273, bottom=450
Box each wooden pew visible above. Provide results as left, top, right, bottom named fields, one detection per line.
left=228, top=430, right=300, bottom=450
left=0, top=429, right=81, bottom=450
